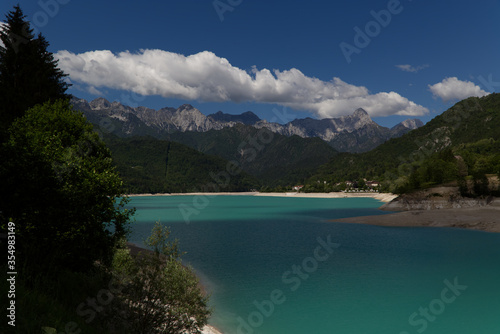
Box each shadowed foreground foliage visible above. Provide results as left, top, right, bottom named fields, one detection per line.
left=0, top=100, right=210, bottom=334
left=0, top=100, right=132, bottom=274
left=1, top=223, right=210, bottom=334
left=110, top=222, right=210, bottom=333
left=0, top=5, right=211, bottom=333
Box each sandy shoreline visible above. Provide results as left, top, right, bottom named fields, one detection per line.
left=202, top=324, right=223, bottom=334
left=127, top=191, right=398, bottom=202
left=331, top=206, right=500, bottom=233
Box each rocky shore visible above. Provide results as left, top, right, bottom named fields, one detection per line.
left=380, top=186, right=498, bottom=211
left=333, top=186, right=500, bottom=233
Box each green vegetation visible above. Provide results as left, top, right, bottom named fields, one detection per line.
left=1, top=101, right=133, bottom=273
left=95, top=124, right=337, bottom=193
left=2, top=223, right=210, bottom=334
left=309, top=94, right=500, bottom=195
left=0, top=5, right=69, bottom=141
left=0, top=6, right=211, bottom=334
left=111, top=222, right=210, bottom=333
left=1, top=266, right=118, bottom=333
left=166, top=124, right=338, bottom=186
left=103, top=134, right=258, bottom=193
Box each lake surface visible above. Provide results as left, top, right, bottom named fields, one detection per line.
left=126, top=195, right=500, bottom=334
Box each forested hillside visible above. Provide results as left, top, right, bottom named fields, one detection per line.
left=101, top=124, right=336, bottom=192
left=309, top=94, right=500, bottom=194
left=103, top=134, right=258, bottom=193
left=166, top=124, right=338, bottom=185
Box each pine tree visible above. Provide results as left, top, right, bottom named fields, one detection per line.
left=0, top=5, right=70, bottom=139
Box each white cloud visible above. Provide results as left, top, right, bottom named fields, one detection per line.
left=55, top=49, right=429, bottom=118
left=428, top=77, right=490, bottom=102
left=395, top=64, right=429, bottom=73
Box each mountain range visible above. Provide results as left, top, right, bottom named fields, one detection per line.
left=70, top=95, right=500, bottom=194
left=72, top=97, right=423, bottom=153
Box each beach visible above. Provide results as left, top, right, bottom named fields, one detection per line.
left=202, top=325, right=223, bottom=334
left=127, top=191, right=398, bottom=202
left=332, top=206, right=500, bottom=233
left=253, top=191, right=398, bottom=202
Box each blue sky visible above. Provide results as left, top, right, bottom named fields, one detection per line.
left=2, top=0, right=499, bottom=127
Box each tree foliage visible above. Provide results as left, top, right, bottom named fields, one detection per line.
left=103, top=134, right=258, bottom=193
left=0, top=6, right=212, bottom=333
left=111, top=222, right=210, bottom=334
left=0, top=100, right=133, bottom=273
left=0, top=5, right=69, bottom=139
left=166, top=124, right=338, bottom=186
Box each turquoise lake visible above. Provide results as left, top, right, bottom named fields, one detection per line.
left=126, top=195, right=500, bottom=334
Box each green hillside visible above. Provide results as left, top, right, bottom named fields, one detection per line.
left=166, top=124, right=338, bottom=185
left=103, top=134, right=257, bottom=193
left=310, top=93, right=500, bottom=194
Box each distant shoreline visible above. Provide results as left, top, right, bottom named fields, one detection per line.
left=331, top=206, right=500, bottom=233
left=126, top=191, right=500, bottom=233
left=126, top=191, right=398, bottom=203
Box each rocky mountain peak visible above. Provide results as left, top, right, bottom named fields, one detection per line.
left=389, top=118, right=424, bottom=138
left=339, top=107, right=373, bottom=130
left=241, top=111, right=260, bottom=119
left=178, top=104, right=196, bottom=111
left=89, top=97, right=112, bottom=110
left=208, top=110, right=261, bottom=125
left=353, top=108, right=370, bottom=118
left=399, top=118, right=424, bottom=129
left=175, top=104, right=206, bottom=119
